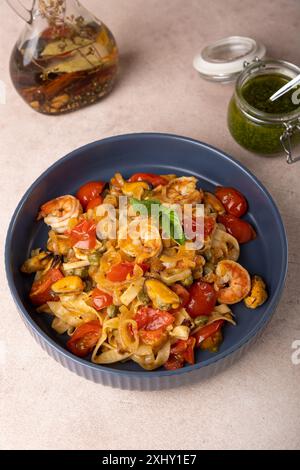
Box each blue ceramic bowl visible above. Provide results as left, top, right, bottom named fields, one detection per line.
left=5, top=133, right=288, bottom=390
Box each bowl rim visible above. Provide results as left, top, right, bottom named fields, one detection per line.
left=5, top=132, right=288, bottom=378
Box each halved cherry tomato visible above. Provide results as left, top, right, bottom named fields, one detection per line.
left=29, top=268, right=64, bottom=306
left=164, top=337, right=196, bottom=370
left=170, top=341, right=188, bottom=355
left=139, top=328, right=166, bottom=346
left=139, top=262, right=150, bottom=273
left=134, top=307, right=175, bottom=331
left=183, top=337, right=196, bottom=364
left=191, top=215, right=216, bottom=240
left=128, top=173, right=168, bottom=187
left=136, top=307, right=174, bottom=347
left=164, top=355, right=185, bottom=370
left=69, top=219, right=96, bottom=250
left=106, top=262, right=149, bottom=282
left=91, top=288, right=113, bottom=310
left=171, top=337, right=196, bottom=364
left=204, top=216, right=216, bottom=238
left=86, top=196, right=103, bottom=211
left=76, top=181, right=106, bottom=209
left=106, top=262, right=135, bottom=282
left=215, top=187, right=248, bottom=218
left=134, top=307, right=150, bottom=329
left=218, top=214, right=256, bottom=244
left=171, top=284, right=190, bottom=307
left=67, top=320, right=101, bottom=358
left=193, top=320, right=224, bottom=349
left=187, top=281, right=217, bottom=318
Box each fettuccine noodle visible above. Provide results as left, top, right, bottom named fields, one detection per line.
left=21, top=172, right=267, bottom=370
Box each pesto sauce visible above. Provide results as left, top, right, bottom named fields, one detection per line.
left=228, top=73, right=300, bottom=154
left=227, top=98, right=284, bottom=154
left=242, top=74, right=299, bottom=114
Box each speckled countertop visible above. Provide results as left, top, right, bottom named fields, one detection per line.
left=0, top=0, right=300, bottom=450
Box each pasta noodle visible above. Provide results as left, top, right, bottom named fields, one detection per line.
left=21, top=173, right=267, bottom=370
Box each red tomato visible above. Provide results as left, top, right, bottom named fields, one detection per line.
left=187, top=281, right=217, bottom=318
left=136, top=307, right=174, bottom=346
left=67, top=320, right=101, bottom=358
left=204, top=216, right=216, bottom=238
left=169, top=340, right=188, bottom=355
left=29, top=268, right=64, bottom=306
left=106, top=262, right=149, bottom=282
left=86, top=196, right=103, bottom=211
left=91, top=288, right=113, bottom=310
left=164, top=355, right=185, bottom=370
left=106, top=262, right=134, bottom=282
left=134, top=307, right=149, bottom=329
left=69, top=219, right=96, bottom=250
left=191, top=216, right=216, bottom=240
left=171, top=337, right=196, bottom=364
left=171, top=284, right=190, bottom=307
left=135, top=307, right=175, bottom=331
left=164, top=337, right=196, bottom=370
left=193, top=320, right=224, bottom=348
left=183, top=337, right=196, bottom=365
left=76, top=181, right=105, bottom=209
left=218, top=214, right=256, bottom=244
left=138, top=262, right=150, bottom=273
left=139, top=328, right=165, bottom=346
left=128, top=173, right=168, bottom=187
left=215, top=187, right=248, bottom=217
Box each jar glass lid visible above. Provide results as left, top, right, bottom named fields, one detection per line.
left=193, top=36, right=266, bottom=82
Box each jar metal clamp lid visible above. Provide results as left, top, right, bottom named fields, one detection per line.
left=280, top=122, right=300, bottom=164
left=193, top=36, right=300, bottom=164
left=193, top=36, right=266, bottom=82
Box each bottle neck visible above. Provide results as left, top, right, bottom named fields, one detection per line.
left=33, top=0, right=68, bottom=24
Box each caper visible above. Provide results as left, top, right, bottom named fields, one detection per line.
left=204, top=250, right=212, bottom=261
left=181, top=275, right=193, bottom=287
left=194, top=316, right=209, bottom=327
left=204, top=264, right=214, bottom=276
left=74, top=267, right=89, bottom=278
left=137, top=289, right=150, bottom=305
left=107, top=305, right=119, bottom=318
left=84, top=278, right=94, bottom=293
left=88, top=252, right=101, bottom=266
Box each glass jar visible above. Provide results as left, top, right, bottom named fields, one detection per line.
left=228, top=60, right=300, bottom=163
left=7, top=0, right=119, bottom=115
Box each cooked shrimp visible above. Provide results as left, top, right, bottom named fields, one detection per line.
left=118, top=219, right=162, bottom=263
left=215, top=260, right=251, bottom=304
left=38, top=195, right=82, bottom=233
left=165, top=177, right=203, bottom=204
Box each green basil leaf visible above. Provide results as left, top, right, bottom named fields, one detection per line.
left=129, top=198, right=186, bottom=245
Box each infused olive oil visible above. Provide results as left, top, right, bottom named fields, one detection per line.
left=9, top=1, right=118, bottom=115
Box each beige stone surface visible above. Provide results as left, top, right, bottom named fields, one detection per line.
left=1, top=0, right=300, bottom=450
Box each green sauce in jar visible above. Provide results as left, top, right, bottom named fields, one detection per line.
left=228, top=61, right=300, bottom=156
left=242, top=75, right=299, bottom=114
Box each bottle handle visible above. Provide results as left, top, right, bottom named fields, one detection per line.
left=6, top=0, right=33, bottom=24
left=280, top=121, right=300, bottom=164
